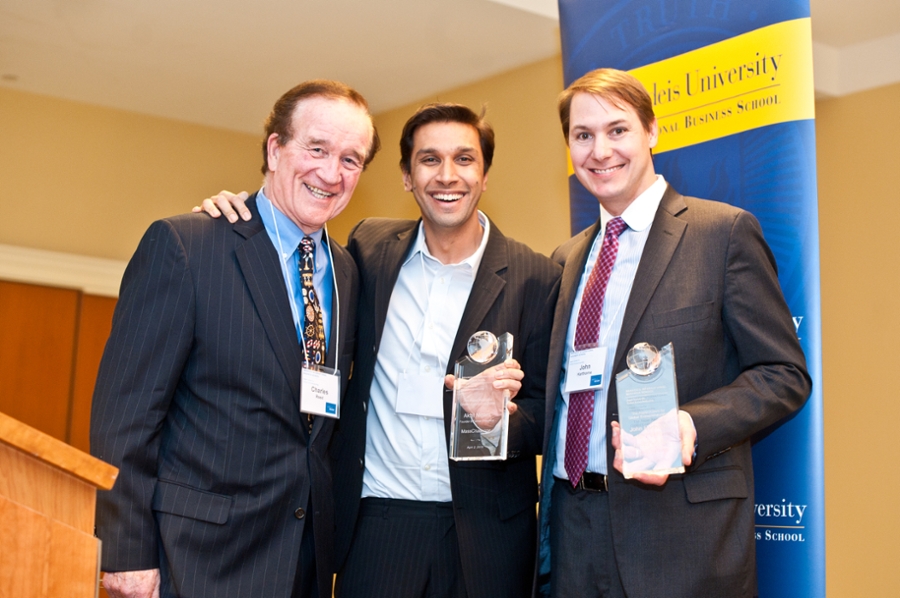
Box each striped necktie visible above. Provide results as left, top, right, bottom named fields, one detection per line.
left=564, top=217, right=627, bottom=486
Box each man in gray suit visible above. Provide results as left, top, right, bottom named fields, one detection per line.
left=536, top=68, right=811, bottom=598
left=91, top=80, right=378, bottom=598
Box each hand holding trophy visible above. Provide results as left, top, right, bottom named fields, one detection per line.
left=450, top=331, right=514, bottom=460
left=614, top=342, right=685, bottom=479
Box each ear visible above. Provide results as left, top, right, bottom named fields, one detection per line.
left=266, top=133, right=282, bottom=171
left=648, top=118, right=659, bottom=150
left=402, top=170, right=413, bottom=192
left=481, top=171, right=489, bottom=192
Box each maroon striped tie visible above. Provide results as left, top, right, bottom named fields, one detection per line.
left=564, top=217, right=627, bottom=486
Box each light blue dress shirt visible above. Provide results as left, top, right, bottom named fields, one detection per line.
left=256, top=187, right=333, bottom=353
left=553, top=175, right=667, bottom=478
left=361, top=213, right=490, bottom=502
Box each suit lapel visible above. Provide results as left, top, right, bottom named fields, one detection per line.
left=234, top=196, right=304, bottom=401
left=309, top=233, right=352, bottom=442
left=546, top=221, right=602, bottom=400
left=373, top=224, right=418, bottom=351
left=614, top=187, right=688, bottom=368
left=441, top=223, right=508, bottom=439
left=446, top=221, right=508, bottom=372
left=324, top=232, right=350, bottom=371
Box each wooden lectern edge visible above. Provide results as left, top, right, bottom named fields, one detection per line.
left=0, top=411, right=118, bottom=490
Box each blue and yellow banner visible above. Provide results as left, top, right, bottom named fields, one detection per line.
left=631, top=18, right=814, bottom=153
left=559, top=1, right=825, bottom=596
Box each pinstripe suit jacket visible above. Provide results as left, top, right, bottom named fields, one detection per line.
left=91, top=195, right=358, bottom=598
left=332, top=217, right=560, bottom=598
left=536, top=187, right=810, bottom=598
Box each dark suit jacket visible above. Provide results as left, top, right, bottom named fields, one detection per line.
left=91, top=195, right=358, bottom=598
left=537, top=187, right=811, bottom=598
left=332, top=217, right=560, bottom=598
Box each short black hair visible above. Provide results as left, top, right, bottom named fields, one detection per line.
left=399, top=103, right=494, bottom=174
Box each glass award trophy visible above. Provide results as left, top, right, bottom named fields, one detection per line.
left=614, top=342, right=685, bottom=479
left=449, top=331, right=513, bottom=461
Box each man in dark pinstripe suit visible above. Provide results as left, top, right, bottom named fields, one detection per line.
left=331, top=104, right=560, bottom=598
left=200, top=104, right=561, bottom=598
left=91, top=80, right=378, bottom=598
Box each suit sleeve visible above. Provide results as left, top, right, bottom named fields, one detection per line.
left=508, top=263, right=561, bottom=458
left=682, top=210, right=811, bottom=463
left=90, top=220, right=196, bottom=571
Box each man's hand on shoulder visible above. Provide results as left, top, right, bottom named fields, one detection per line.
left=102, top=569, right=161, bottom=598
left=192, top=190, right=251, bottom=223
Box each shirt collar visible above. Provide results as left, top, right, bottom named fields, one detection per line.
left=404, top=210, right=491, bottom=272
left=257, top=186, right=327, bottom=268
left=599, top=175, right=667, bottom=233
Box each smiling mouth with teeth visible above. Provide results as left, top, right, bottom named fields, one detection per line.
left=592, top=165, right=624, bottom=174
left=305, top=183, right=335, bottom=199
left=432, top=193, right=464, bottom=202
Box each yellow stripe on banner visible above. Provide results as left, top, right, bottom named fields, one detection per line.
left=630, top=18, right=815, bottom=154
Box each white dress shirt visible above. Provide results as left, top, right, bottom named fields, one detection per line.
left=553, top=175, right=667, bottom=479
left=362, top=213, right=490, bottom=502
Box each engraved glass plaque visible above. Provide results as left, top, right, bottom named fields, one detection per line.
left=449, top=331, right=513, bottom=461
left=614, top=342, right=684, bottom=479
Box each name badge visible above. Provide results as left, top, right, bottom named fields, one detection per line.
left=301, top=365, right=341, bottom=418
left=396, top=372, right=445, bottom=419
left=564, top=346, right=608, bottom=393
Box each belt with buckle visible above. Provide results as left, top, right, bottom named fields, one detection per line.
left=557, top=472, right=608, bottom=492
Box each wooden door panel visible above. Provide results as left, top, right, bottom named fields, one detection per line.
left=0, top=281, right=79, bottom=440
left=69, top=294, right=117, bottom=452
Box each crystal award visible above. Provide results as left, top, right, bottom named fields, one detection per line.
left=614, top=342, right=685, bottom=479
left=449, top=331, right=513, bottom=461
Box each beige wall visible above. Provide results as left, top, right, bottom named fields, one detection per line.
left=2, top=56, right=899, bottom=597
left=330, top=56, right=571, bottom=256
left=0, top=87, right=263, bottom=260
left=0, top=58, right=569, bottom=259
left=816, top=82, right=900, bottom=597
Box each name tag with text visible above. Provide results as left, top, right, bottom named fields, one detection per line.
left=564, top=346, right=608, bottom=393
left=301, top=365, right=341, bottom=418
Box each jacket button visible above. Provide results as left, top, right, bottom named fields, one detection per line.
left=294, top=508, right=306, bottom=519
left=359, top=457, right=365, bottom=470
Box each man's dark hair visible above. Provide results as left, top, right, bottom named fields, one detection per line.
left=261, top=79, right=381, bottom=174
left=399, top=103, right=495, bottom=174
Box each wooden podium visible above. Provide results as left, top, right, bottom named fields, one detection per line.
left=0, top=411, right=118, bottom=598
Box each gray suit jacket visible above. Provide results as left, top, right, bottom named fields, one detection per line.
left=537, top=186, right=811, bottom=598
left=333, top=217, right=560, bottom=598
left=91, top=195, right=358, bottom=598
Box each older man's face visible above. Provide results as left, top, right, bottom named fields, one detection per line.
left=265, top=96, right=373, bottom=234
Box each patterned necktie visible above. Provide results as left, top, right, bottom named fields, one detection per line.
left=299, top=236, right=326, bottom=366
left=564, top=216, right=628, bottom=486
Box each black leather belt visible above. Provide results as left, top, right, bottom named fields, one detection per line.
left=557, top=472, right=608, bottom=492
